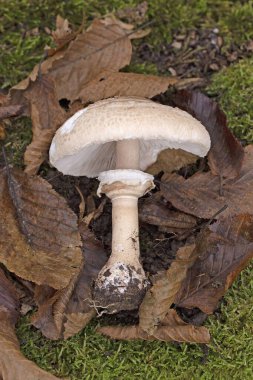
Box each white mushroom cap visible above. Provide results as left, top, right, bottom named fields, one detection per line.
left=49, top=97, right=211, bottom=177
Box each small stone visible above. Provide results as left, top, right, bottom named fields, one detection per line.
left=246, top=40, right=253, bottom=51
left=209, top=63, right=219, bottom=71
left=168, top=67, right=177, bottom=76
left=217, top=36, right=223, bottom=48
left=227, top=51, right=238, bottom=62
left=20, top=303, right=33, bottom=316
left=171, top=41, right=182, bottom=49
left=175, top=34, right=186, bottom=41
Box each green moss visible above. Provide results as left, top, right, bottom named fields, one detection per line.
left=3, top=118, right=32, bottom=167
left=207, top=57, right=253, bottom=143
left=123, top=62, right=159, bottom=75
left=16, top=262, right=253, bottom=380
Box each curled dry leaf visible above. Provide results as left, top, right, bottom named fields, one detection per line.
left=0, top=269, right=61, bottom=380
left=139, top=244, right=197, bottom=334
left=0, top=104, right=24, bottom=120
left=0, top=315, right=61, bottom=380
left=51, top=15, right=75, bottom=47
left=0, top=168, right=82, bottom=289
left=77, top=70, right=178, bottom=104
left=32, top=228, right=108, bottom=340
left=171, top=90, right=244, bottom=179
left=161, top=145, right=253, bottom=220
left=24, top=75, right=66, bottom=175
left=98, top=309, right=210, bottom=343
left=175, top=214, right=253, bottom=314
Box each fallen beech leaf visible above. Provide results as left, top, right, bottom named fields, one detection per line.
left=146, top=147, right=197, bottom=175
left=139, top=244, right=197, bottom=334
left=172, top=90, right=244, bottom=179
left=0, top=270, right=61, bottom=380
left=0, top=104, right=24, bottom=120
left=0, top=168, right=82, bottom=289
left=0, top=313, right=61, bottom=380
left=77, top=70, right=178, bottom=104
left=0, top=269, right=20, bottom=324
left=139, top=198, right=197, bottom=232
left=32, top=228, right=107, bottom=339
left=50, top=18, right=132, bottom=102
left=23, top=75, right=66, bottom=175
left=161, top=145, right=253, bottom=219
left=175, top=214, right=253, bottom=314
left=98, top=310, right=210, bottom=343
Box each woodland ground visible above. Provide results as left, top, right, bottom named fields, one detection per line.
left=1, top=1, right=253, bottom=379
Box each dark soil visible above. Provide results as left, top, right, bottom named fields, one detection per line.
left=136, top=28, right=253, bottom=79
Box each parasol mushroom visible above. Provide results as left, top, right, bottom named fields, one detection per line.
left=49, top=97, right=211, bottom=313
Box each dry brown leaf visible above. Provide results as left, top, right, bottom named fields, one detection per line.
left=139, top=198, right=197, bottom=232
left=23, top=75, right=66, bottom=175
left=146, top=148, right=197, bottom=175
left=32, top=228, right=108, bottom=339
left=175, top=214, right=253, bottom=314
left=0, top=93, right=9, bottom=106
left=0, top=168, right=82, bottom=289
left=0, top=104, right=24, bottom=120
left=161, top=145, right=253, bottom=220
left=0, top=269, right=20, bottom=324
left=52, top=15, right=74, bottom=46
left=0, top=313, right=61, bottom=380
left=49, top=18, right=132, bottom=102
left=98, top=310, right=210, bottom=343
left=172, top=90, right=244, bottom=179
left=0, top=269, right=61, bottom=380
left=76, top=70, right=178, bottom=104
left=139, top=244, right=197, bottom=334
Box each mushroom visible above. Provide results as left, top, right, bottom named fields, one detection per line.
left=49, top=97, right=211, bottom=313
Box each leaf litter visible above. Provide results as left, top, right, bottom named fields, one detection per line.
left=0, top=7, right=253, bottom=379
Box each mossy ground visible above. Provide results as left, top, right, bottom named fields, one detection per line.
left=1, top=1, right=253, bottom=379
left=16, top=263, right=253, bottom=379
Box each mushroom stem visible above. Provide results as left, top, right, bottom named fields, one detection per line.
left=93, top=170, right=154, bottom=313
left=111, top=196, right=140, bottom=262
left=116, top=139, right=140, bottom=169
